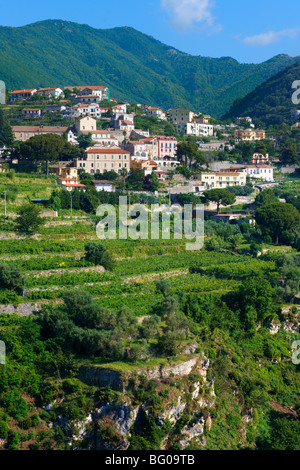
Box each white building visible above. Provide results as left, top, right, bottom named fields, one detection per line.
left=146, top=107, right=167, bottom=120
left=92, top=180, right=116, bottom=192
left=36, top=87, right=64, bottom=99
left=245, top=165, right=274, bottom=182
left=177, top=122, right=214, bottom=137
left=70, top=103, right=104, bottom=119
left=64, top=86, right=109, bottom=101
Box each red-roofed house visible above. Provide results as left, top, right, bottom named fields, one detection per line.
left=245, top=165, right=274, bottom=182
left=146, top=107, right=166, bottom=120
left=58, top=178, right=86, bottom=192
left=64, top=86, right=109, bottom=101
left=9, top=89, right=37, bottom=101
left=76, top=148, right=130, bottom=175
left=36, top=87, right=64, bottom=99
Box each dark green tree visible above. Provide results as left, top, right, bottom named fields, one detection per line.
left=280, top=142, right=299, bottom=165
left=255, top=202, right=300, bottom=244
left=15, top=203, right=45, bottom=234
left=176, top=141, right=202, bottom=168
left=17, top=134, right=76, bottom=176
left=255, top=189, right=278, bottom=206
left=203, top=188, right=236, bottom=214
left=0, top=109, right=14, bottom=147
left=84, top=242, right=114, bottom=270
left=0, top=264, right=23, bottom=293
left=126, top=169, right=144, bottom=191
left=77, top=133, right=95, bottom=151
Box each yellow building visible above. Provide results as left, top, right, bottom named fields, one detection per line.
left=194, top=170, right=246, bottom=188
left=76, top=148, right=130, bottom=175
left=52, top=166, right=78, bottom=179
left=234, top=128, right=265, bottom=141
left=131, top=160, right=161, bottom=174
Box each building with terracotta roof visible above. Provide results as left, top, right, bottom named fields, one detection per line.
left=146, top=107, right=166, bottom=120
left=9, top=89, right=37, bottom=101
left=234, top=128, right=266, bottom=141
left=64, top=86, right=110, bottom=101
left=57, top=178, right=86, bottom=192
left=252, top=153, right=269, bottom=165
left=36, top=87, right=64, bottom=99
left=12, top=125, right=69, bottom=142
left=245, top=165, right=274, bottom=182
left=76, top=148, right=130, bottom=175
left=194, top=170, right=247, bottom=188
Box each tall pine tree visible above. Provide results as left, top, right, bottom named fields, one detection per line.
left=0, top=108, right=14, bottom=147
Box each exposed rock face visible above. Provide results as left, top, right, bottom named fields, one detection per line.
left=95, top=402, right=141, bottom=436
left=156, top=396, right=187, bottom=426
left=182, top=342, right=198, bottom=354
left=242, top=409, right=253, bottom=423
left=60, top=354, right=214, bottom=450
left=92, top=402, right=142, bottom=450
left=268, top=320, right=281, bottom=335
left=79, top=354, right=209, bottom=391
left=179, top=416, right=206, bottom=449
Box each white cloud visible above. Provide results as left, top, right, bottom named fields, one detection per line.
left=243, top=28, right=300, bottom=46
left=160, top=0, right=217, bottom=31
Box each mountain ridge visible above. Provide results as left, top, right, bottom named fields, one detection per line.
left=0, top=19, right=299, bottom=117
left=223, top=61, right=300, bottom=125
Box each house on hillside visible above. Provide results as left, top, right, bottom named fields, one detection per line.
left=146, top=107, right=166, bottom=120
left=9, top=89, right=37, bottom=101
left=36, top=87, right=64, bottom=99
left=177, top=121, right=214, bottom=137
left=168, top=108, right=195, bottom=124
left=252, top=153, right=269, bottom=165
left=76, top=148, right=130, bottom=175
left=12, top=125, right=69, bottom=142
left=157, top=136, right=177, bottom=160
left=22, top=108, right=42, bottom=118
left=194, top=170, right=247, bottom=188
left=92, top=180, right=116, bottom=192
left=64, top=85, right=110, bottom=101
left=245, top=165, right=274, bottom=182
left=234, top=129, right=266, bottom=141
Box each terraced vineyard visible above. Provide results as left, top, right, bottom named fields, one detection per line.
left=0, top=218, right=277, bottom=312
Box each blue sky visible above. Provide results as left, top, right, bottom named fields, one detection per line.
left=0, top=0, right=299, bottom=63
